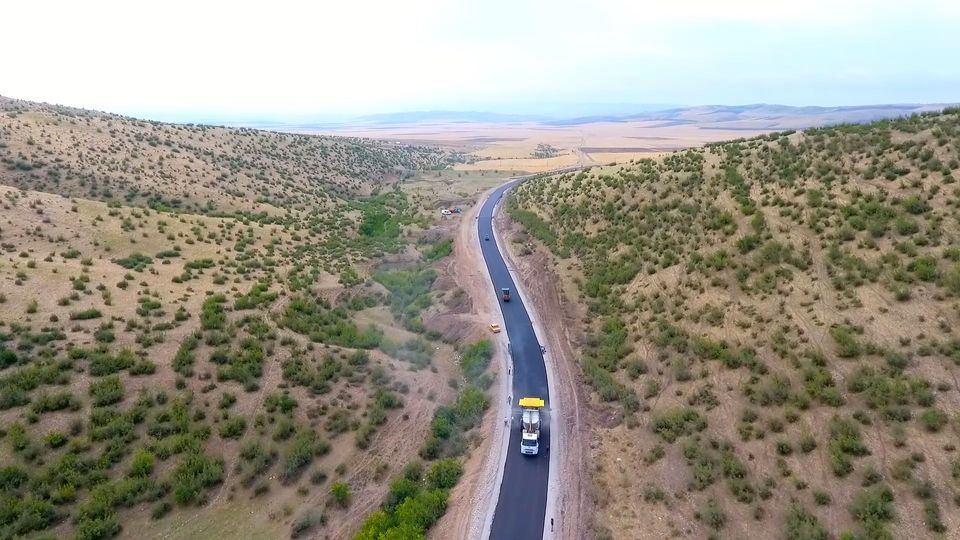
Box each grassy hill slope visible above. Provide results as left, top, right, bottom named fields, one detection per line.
left=0, top=96, right=451, bottom=213
left=0, top=99, right=486, bottom=540
left=508, top=109, right=960, bottom=538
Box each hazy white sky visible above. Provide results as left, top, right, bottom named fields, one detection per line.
left=3, top=0, right=958, bottom=118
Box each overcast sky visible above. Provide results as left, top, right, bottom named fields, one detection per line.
left=3, top=0, right=958, bottom=119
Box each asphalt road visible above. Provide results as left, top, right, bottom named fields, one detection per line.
left=480, top=180, right=551, bottom=540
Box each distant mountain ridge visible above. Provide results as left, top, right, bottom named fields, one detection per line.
left=545, top=103, right=957, bottom=127
left=257, top=102, right=958, bottom=134
left=5, top=95, right=954, bottom=133
left=354, top=110, right=549, bottom=125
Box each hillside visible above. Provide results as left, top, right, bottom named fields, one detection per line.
left=506, top=109, right=960, bottom=538
left=0, top=95, right=452, bottom=213
left=0, top=100, right=495, bottom=540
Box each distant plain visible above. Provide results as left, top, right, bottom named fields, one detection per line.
left=288, top=104, right=951, bottom=172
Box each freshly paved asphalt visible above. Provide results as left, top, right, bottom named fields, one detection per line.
left=480, top=180, right=551, bottom=540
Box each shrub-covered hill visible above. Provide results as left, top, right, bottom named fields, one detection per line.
left=0, top=98, right=484, bottom=539
left=508, top=108, right=960, bottom=538
left=0, top=95, right=455, bottom=213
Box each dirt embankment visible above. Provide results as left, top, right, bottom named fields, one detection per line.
left=493, top=210, right=596, bottom=539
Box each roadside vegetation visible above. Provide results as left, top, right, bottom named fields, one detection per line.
left=355, top=340, right=492, bottom=538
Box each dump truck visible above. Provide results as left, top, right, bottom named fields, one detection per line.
left=519, top=397, right=544, bottom=456
left=501, top=287, right=510, bottom=302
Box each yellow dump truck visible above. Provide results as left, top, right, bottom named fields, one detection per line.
left=518, top=397, right=544, bottom=456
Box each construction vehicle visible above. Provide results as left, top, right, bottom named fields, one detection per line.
left=501, top=287, right=510, bottom=302
left=489, top=323, right=501, bottom=333
left=519, top=397, right=544, bottom=455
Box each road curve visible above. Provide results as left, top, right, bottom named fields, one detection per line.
left=479, top=177, right=552, bottom=540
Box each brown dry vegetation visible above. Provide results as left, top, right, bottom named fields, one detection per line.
left=506, top=109, right=960, bottom=539
left=0, top=98, right=493, bottom=540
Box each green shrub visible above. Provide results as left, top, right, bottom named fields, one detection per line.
left=424, top=239, right=453, bottom=261
left=89, top=375, right=124, bottom=406
left=942, top=263, right=960, bottom=294
left=902, top=196, right=929, bottom=215
left=924, top=499, right=946, bottom=533
left=281, top=429, right=328, bottom=483
left=330, top=482, right=351, bottom=508
left=45, top=431, right=67, bottom=448
left=919, top=408, right=948, bottom=432
left=827, top=416, right=869, bottom=477
left=89, top=349, right=136, bottom=376
left=185, top=258, right=215, bottom=270
left=234, top=282, right=278, bottom=310
left=129, top=449, right=156, bottom=478
left=111, top=253, right=152, bottom=271
left=699, top=498, right=725, bottom=530
left=200, top=295, right=227, bottom=331
left=373, top=268, right=438, bottom=333
left=849, top=484, right=895, bottom=536
left=70, top=309, right=103, bottom=320
left=799, top=433, right=817, bottom=453
left=170, top=452, right=224, bottom=505
left=830, top=325, right=861, bottom=358
left=459, top=341, right=493, bottom=383
left=908, top=256, right=939, bottom=281
left=785, top=504, right=828, bottom=540
left=0, top=348, right=18, bottom=369
left=894, top=216, right=919, bottom=236
left=384, top=477, right=421, bottom=511
left=776, top=440, right=793, bottom=456
left=425, top=459, right=462, bottom=490
left=356, top=489, right=448, bottom=539
left=173, top=334, right=199, bottom=377
left=218, top=417, right=247, bottom=439
left=651, top=408, right=707, bottom=443
left=282, top=296, right=382, bottom=348
left=264, top=392, right=297, bottom=414
left=31, top=391, right=80, bottom=414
